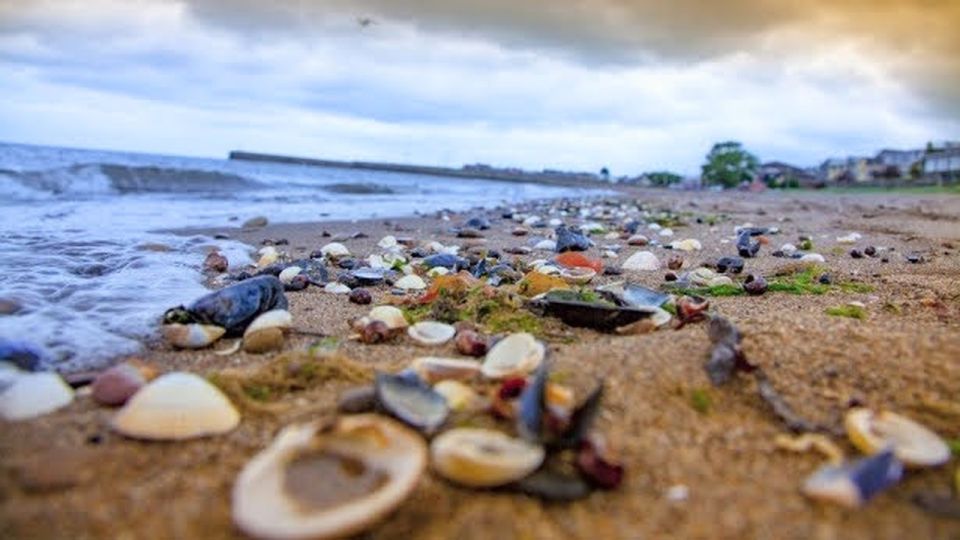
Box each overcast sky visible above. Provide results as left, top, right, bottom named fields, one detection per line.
left=1, top=0, right=958, bottom=175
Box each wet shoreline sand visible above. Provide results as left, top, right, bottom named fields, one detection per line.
left=2, top=189, right=960, bottom=539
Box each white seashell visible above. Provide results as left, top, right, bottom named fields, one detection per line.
left=648, top=223, right=662, bottom=231
left=481, top=333, right=545, bottom=379
left=845, top=408, right=950, bottom=467
left=0, top=372, right=74, bottom=421
left=603, top=250, right=617, bottom=258
left=522, top=216, right=541, bottom=226
left=430, top=428, right=545, bottom=487
left=707, top=276, right=734, bottom=287
left=622, top=251, right=660, bottom=272
left=383, top=253, right=407, bottom=267
left=257, top=246, right=279, bottom=268
left=412, top=357, right=482, bottom=383
left=689, top=267, right=719, bottom=286
left=368, top=306, right=409, bottom=330
left=324, top=283, right=351, bottom=294
left=367, top=254, right=386, bottom=269
left=278, top=266, right=302, bottom=285
left=427, top=267, right=450, bottom=277
left=604, top=232, right=619, bottom=240
left=559, top=267, right=596, bottom=285
left=407, top=321, right=456, bottom=346
left=536, top=265, right=561, bottom=275
left=111, top=372, right=240, bottom=440
left=320, top=242, right=349, bottom=258
left=670, top=239, right=702, bottom=252
left=162, top=323, right=226, bottom=349
left=426, top=241, right=445, bottom=253
left=837, top=233, right=862, bottom=244
left=244, top=309, right=293, bottom=337
left=439, top=245, right=460, bottom=255
left=781, top=243, right=797, bottom=254
left=232, top=415, right=426, bottom=540
left=378, top=235, right=398, bottom=249
left=800, top=253, right=826, bottom=263
left=394, top=275, right=426, bottom=291
left=533, top=240, right=557, bottom=251
left=583, top=222, right=605, bottom=234
left=548, top=218, right=563, bottom=227
left=659, top=228, right=674, bottom=237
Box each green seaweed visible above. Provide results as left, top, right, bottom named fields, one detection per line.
left=690, top=388, right=712, bottom=414
left=768, top=265, right=829, bottom=295
left=242, top=384, right=273, bottom=401
left=838, top=282, right=874, bottom=293
left=672, top=284, right=745, bottom=297
left=401, top=304, right=433, bottom=324
left=948, top=439, right=960, bottom=456
left=799, top=239, right=813, bottom=251
left=826, top=304, right=867, bottom=320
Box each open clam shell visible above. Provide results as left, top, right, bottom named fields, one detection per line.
left=802, top=449, right=903, bottom=508
left=111, top=372, right=240, bottom=440
left=430, top=428, right=545, bottom=487
left=845, top=408, right=950, bottom=468
left=368, top=306, right=409, bottom=330
left=559, top=267, right=596, bottom=285
left=232, top=415, right=427, bottom=540
left=375, top=372, right=449, bottom=433
left=481, top=333, right=545, bottom=379
left=162, top=323, right=226, bottom=349
left=407, top=321, right=456, bottom=346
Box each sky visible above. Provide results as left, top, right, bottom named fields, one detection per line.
left=1, top=0, right=958, bottom=176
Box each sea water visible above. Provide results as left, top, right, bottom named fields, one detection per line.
left=0, top=142, right=589, bottom=371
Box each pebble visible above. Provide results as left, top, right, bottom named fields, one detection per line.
left=800, top=253, right=826, bottom=263
left=242, top=216, right=268, bottom=229
left=324, top=283, right=352, bottom=294
left=91, top=362, right=152, bottom=406
left=864, top=246, right=877, bottom=257
left=555, top=225, right=591, bottom=252
left=670, top=239, right=702, bottom=252
left=336, top=385, right=377, bottom=413
left=534, top=239, right=557, bottom=251
left=511, top=227, right=528, bottom=236
left=457, top=228, right=484, bottom=239
left=906, top=253, right=925, bottom=264
left=744, top=274, right=768, bottom=295
left=716, top=256, right=744, bottom=274
left=203, top=251, right=228, bottom=274
left=665, top=484, right=690, bottom=502
left=659, top=228, right=674, bottom=237
left=627, top=234, right=649, bottom=246
left=349, top=288, right=372, bottom=305
left=850, top=249, right=863, bottom=259
left=666, top=255, right=684, bottom=271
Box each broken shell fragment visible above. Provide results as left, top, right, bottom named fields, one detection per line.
left=162, top=323, right=226, bottom=349
left=407, top=321, right=456, bottom=346
left=111, top=372, right=240, bottom=440
left=430, top=428, right=545, bottom=487
left=411, top=357, right=481, bottom=383
left=0, top=371, right=74, bottom=421
left=232, top=415, right=427, bottom=540
left=801, top=449, right=903, bottom=508
left=433, top=380, right=480, bottom=412
left=481, top=333, right=545, bottom=379
left=559, top=267, right=596, bottom=285
left=375, top=372, right=449, bottom=433
left=845, top=408, right=950, bottom=467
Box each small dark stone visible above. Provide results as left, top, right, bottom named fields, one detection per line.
left=284, top=274, right=310, bottom=291
left=555, top=225, right=591, bottom=253
left=456, top=227, right=484, bottom=238
left=881, top=257, right=890, bottom=263
left=338, top=258, right=361, bottom=270
left=0, top=298, right=24, bottom=315
left=850, top=249, right=864, bottom=259
left=202, top=251, right=228, bottom=274
left=743, top=274, right=768, bottom=296
left=664, top=272, right=678, bottom=282
left=242, top=216, right=268, bottom=229
left=771, top=250, right=785, bottom=258
left=168, top=275, right=288, bottom=336
left=423, top=253, right=469, bottom=271
left=464, top=216, right=491, bottom=230
left=666, top=255, right=684, bottom=271
left=309, top=249, right=324, bottom=259
left=716, top=256, right=744, bottom=274
left=736, top=232, right=760, bottom=258
left=818, top=274, right=832, bottom=285
left=337, top=273, right=361, bottom=288
left=603, top=265, right=623, bottom=276
left=337, top=385, right=377, bottom=413
left=0, top=339, right=52, bottom=371
left=349, top=288, right=372, bottom=305
left=906, top=253, right=925, bottom=264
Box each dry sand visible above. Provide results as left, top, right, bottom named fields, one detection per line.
left=2, top=189, right=960, bottom=539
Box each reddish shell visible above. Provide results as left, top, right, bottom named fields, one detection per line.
left=555, top=252, right=603, bottom=273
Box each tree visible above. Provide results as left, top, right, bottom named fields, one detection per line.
left=701, top=141, right=759, bottom=188
left=644, top=171, right=683, bottom=187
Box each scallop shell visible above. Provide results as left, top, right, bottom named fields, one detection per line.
left=481, top=333, right=545, bottom=379
left=0, top=372, right=74, bottom=421
left=111, top=372, right=240, bottom=440
left=161, top=323, right=226, bottom=349
left=622, top=251, right=660, bottom=271
left=845, top=408, right=950, bottom=467
left=411, top=357, right=481, bottom=383
left=407, top=321, right=456, bottom=346
left=430, top=428, right=545, bottom=487
left=393, top=275, right=427, bottom=291
left=320, top=242, right=350, bottom=258
left=232, top=415, right=427, bottom=540
left=368, top=306, right=408, bottom=330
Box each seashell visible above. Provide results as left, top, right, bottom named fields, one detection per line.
left=232, top=415, right=426, bottom=540
left=670, top=239, right=702, bottom=252
left=320, top=242, right=350, bottom=258
left=412, top=357, right=481, bottom=383
left=375, top=372, right=448, bottom=433
left=430, top=428, right=545, bottom=487
left=111, top=372, right=240, bottom=440
left=368, top=306, right=409, bottom=330
left=482, top=333, right=545, bottom=379
left=707, top=276, right=735, bottom=287
left=535, top=265, right=561, bottom=275
left=244, top=309, right=293, bottom=336
left=352, top=267, right=385, bottom=285
left=173, top=275, right=288, bottom=335
left=337, top=385, right=377, bottom=414
left=378, top=235, right=398, bottom=249
left=243, top=327, right=285, bottom=354
left=800, top=253, right=826, bottom=263
left=622, top=251, right=660, bottom=271
left=627, top=234, right=649, bottom=246
left=324, top=282, right=351, bottom=294
left=393, top=275, right=427, bottom=291
left=432, top=380, right=480, bottom=412
left=0, top=372, right=74, bottom=421
left=559, top=267, right=596, bottom=285
left=517, top=271, right=570, bottom=297
left=162, top=323, right=226, bottom=349
left=92, top=361, right=154, bottom=406
left=278, top=266, right=302, bottom=285
left=407, top=322, right=455, bottom=346
left=427, top=267, right=450, bottom=277
left=836, top=232, right=862, bottom=244
left=258, top=246, right=280, bottom=268
left=659, top=227, right=674, bottom=237
left=801, top=449, right=903, bottom=508
left=555, top=252, right=603, bottom=273
left=845, top=408, right=950, bottom=467
left=534, top=239, right=557, bottom=251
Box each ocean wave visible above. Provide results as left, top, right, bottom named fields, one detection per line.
left=0, top=163, right=262, bottom=197
left=321, top=182, right=396, bottom=194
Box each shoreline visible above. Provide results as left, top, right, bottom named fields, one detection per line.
left=3, top=189, right=960, bottom=539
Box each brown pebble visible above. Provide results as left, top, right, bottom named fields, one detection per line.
left=0, top=297, right=23, bottom=315
left=349, top=288, right=372, bottom=305
left=455, top=329, right=489, bottom=357
left=457, top=228, right=484, bottom=238
left=337, top=385, right=377, bottom=413
left=511, top=227, right=529, bottom=236
left=664, top=272, right=678, bottom=282
left=667, top=255, right=684, bottom=271
left=92, top=362, right=150, bottom=406
left=242, top=216, right=268, bottom=229
left=743, top=274, right=768, bottom=296
left=360, top=320, right=392, bottom=344
left=203, top=251, right=229, bottom=274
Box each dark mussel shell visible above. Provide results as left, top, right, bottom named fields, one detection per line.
left=555, top=225, right=591, bottom=253
left=374, top=371, right=449, bottom=433
left=180, top=275, right=288, bottom=336
left=532, top=291, right=657, bottom=332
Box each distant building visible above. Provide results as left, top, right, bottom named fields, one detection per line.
left=757, top=161, right=820, bottom=187
left=875, top=149, right=923, bottom=171
left=819, top=157, right=872, bottom=183
left=924, top=147, right=960, bottom=180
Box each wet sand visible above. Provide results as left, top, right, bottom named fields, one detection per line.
left=2, top=189, right=960, bottom=539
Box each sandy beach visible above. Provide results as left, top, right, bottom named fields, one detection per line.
left=2, top=188, right=960, bottom=539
